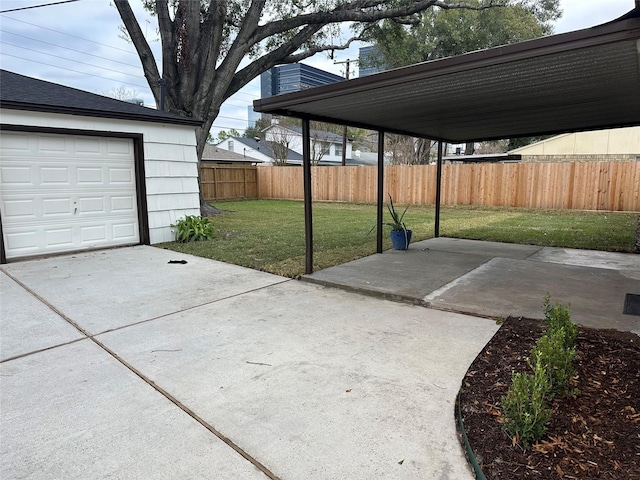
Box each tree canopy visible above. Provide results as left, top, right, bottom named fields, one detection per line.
left=114, top=0, right=506, bottom=214
left=363, top=0, right=561, bottom=68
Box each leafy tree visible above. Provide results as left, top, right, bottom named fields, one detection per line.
left=216, top=128, right=241, bottom=142
left=244, top=117, right=271, bottom=141
left=365, top=0, right=560, bottom=69
left=507, top=135, right=551, bottom=150
left=363, top=0, right=561, bottom=157
left=114, top=0, right=501, bottom=215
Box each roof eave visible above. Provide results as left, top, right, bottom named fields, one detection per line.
left=1, top=101, right=202, bottom=127
left=252, top=10, right=640, bottom=142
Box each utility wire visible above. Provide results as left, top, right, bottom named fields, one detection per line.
left=1, top=12, right=259, bottom=102
left=0, top=0, right=80, bottom=14
left=0, top=30, right=143, bottom=69
left=1, top=52, right=149, bottom=89
left=2, top=42, right=144, bottom=79
left=0, top=15, right=140, bottom=56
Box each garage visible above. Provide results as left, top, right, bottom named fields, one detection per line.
left=1, top=131, right=139, bottom=260
left=1, top=70, right=203, bottom=263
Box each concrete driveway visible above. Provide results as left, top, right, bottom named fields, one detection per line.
left=1, top=246, right=499, bottom=479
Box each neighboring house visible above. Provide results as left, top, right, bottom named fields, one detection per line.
left=263, top=124, right=353, bottom=165
left=0, top=69, right=201, bottom=263
left=443, top=153, right=522, bottom=164
left=509, top=127, right=640, bottom=162
left=202, top=143, right=262, bottom=165
left=215, top=136, right=302, bottom=165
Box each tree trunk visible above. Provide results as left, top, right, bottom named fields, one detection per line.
left=200, top=192, right=223, bottom=217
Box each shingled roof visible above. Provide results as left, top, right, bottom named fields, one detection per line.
left=0, top=70, right=201, bottom=126
left=202, top=143, right=262, bottom=163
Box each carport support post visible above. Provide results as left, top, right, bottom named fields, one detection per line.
left=302, top=118, right=314, bottom=274
left=377, top=130, right=385, bottom=253
left=435, top=141, right=443, bottom=238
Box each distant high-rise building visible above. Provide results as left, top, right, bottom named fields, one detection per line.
left=358, top=46, right=386, bottom=77
left=260, top=63, right=344, bottom=98
left=252, top=63, right=344, bottom=129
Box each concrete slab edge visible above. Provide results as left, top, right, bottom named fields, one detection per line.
left=423, top=259, right=496, bottom=303
left=300, top=276, right=428, bottom=306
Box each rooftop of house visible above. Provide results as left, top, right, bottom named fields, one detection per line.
left=265, top=124, right=346, bottom=144
left=219, top=137, right=303, bottom=162
left=202, top=143, right=262, bottom=163
left=0, top=69, right=201, bottom=126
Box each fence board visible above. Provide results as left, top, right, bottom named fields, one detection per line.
left=255, top=162, right=640, bottom=211
left=199, top=164, right=258, bottom=201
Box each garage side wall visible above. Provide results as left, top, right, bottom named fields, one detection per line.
left=0, top=109, right=200, bottom=246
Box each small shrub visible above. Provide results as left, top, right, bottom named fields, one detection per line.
left=543, top=296, right=577, bottom=349
left=530, top=329, right=577, bottom=397
left=172, top=215, right=214, bottom=242
left=501, top=353, right=552, bottom=447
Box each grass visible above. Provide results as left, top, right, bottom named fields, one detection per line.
left=157, top=199, right=638, bottom=277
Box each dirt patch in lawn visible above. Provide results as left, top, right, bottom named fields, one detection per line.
left=458, top=317, right=640, bottom=479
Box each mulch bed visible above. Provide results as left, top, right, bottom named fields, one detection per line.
left=458, top=316, right=640, bottom=479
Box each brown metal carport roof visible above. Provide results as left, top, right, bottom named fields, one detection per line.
left=253, top=7, right=640, bottom=273
left=254, top=8, right=640, bottom=142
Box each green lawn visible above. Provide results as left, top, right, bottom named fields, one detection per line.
left=158, top=199, right=638, bottom=277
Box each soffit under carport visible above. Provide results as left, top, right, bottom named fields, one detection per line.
left=253, top=8, right=640, bottom=143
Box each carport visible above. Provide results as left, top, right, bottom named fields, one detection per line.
left=253, top=6, right=640, bottom=274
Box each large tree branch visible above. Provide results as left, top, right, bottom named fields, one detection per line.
left=281, top=35, right=365, bottom=64
left=225, top=23, right=323, bottom=101
left=255, top=0, right=502, bottom=42
left=154, top=0, right=174, bottom=79
left=216, top=0, right=266, bottom=83
left=191, top=0, right=226, bottom=109
left=114, top=0, right=161, bottom=103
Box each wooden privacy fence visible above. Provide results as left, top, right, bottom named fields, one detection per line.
left=200, top=164, right=258, bottom=201
left=257, top=161, right=640, bottom=211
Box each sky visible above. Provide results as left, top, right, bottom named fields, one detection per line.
left=0, top=0, right=635, bottom=138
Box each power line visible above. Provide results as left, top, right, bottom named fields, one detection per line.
left=0, top=29, right=143, bottom=69
left=0, top=0, right=80, bottom=14
left=1, top=42, right=145, bottom=80
left=231, top=90, right=260, bottom=100
left=0, top=14, right=141, bottom=56
left=1, top=52, right=149, bottom=89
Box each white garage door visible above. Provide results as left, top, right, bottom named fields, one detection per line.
left=1, top=131, right=140, bottom=260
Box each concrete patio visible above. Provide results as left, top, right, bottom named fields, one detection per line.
left=304, top=237, right=640, bottom=335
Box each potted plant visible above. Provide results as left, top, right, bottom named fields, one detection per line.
left=386, top=194, right=412, bottom=250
